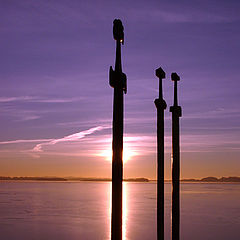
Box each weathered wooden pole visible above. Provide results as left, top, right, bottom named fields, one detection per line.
left=109, top=19, right=127, bottom=240
left=170, top=73, right=182, bottom=240
left=154, top=67, right=167, bottom=240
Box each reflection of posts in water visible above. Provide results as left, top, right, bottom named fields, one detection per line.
left=154, top=67, right=167, bottom=240
left=170, top=73, right=182, bottom=240
left=109, top=19, right=127, bottom=240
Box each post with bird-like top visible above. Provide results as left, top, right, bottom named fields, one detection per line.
left=170, top=72, right=182, bottom=240
left=154, top=67, right=167, bottom=240
left=109, top=19, right=127, bottom=240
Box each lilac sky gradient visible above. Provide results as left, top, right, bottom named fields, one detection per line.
left=0, top=0, right=239, bottom=179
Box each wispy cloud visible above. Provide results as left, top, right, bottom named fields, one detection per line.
left=0, top=108, right=42, bottom=122
left=32, top=126, right=108, bottom=152
left=57, top=119, right=111, bottom=128
left=0, top=96, right=34, bottom=102
left=0, top=96, right=85, bottom=122
left=184, top=109, right=240, bottom=120
left=129, top=6, right=240, bottom=24
left=0, top=126, right=108, bottom=154
left=0, top=96, right=83, bottom=103
left=0, top=139, right=53, bottom=145
left=154, top=10, right=236, bottom=23
left=16, top=114, right=41, bottom=122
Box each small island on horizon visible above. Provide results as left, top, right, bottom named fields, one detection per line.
left=0, top=176, right=240, bottom=183
left=180, top=176, right=240, bottom=183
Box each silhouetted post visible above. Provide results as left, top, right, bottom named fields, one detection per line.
left=170, top=73, right=182, bottom=240
left=154, top=67, right=167, bottom=240
left=109, top=19, right=127, bottom=240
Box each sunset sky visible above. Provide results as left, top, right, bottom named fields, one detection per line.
left=0, top=0, right=239, bottom=179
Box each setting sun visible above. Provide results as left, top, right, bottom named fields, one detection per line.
left=100, top=144, right=136, bottom=164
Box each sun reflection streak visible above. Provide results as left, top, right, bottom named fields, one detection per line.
left=108, top=182, right=128, bottom=240
left=109, top=182, right=111, bottom=240
left=123, top=182, right=127, bottom=240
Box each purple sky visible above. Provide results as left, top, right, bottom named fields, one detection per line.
left=0, top=0, right=240, bottom=179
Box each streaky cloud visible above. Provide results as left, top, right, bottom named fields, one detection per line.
left=32, top=126, right=109, bottom=152
left=184, top=109, right=240, bottom=120
left=57, top=118, right=111, bottom=127
left=0, top=96, right=34, bottom=102
left=0, top=126, right=109, bottom=154
left=0, top=139, right=54, bottom=145
left=0, top=96, right=83, bottom=103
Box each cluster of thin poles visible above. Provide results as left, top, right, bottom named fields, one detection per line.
left=155, top=68, right=182, bottom=240
left=109, top=19, right=182, bottom=240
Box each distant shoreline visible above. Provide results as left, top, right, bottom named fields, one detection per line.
left=180, top=176, right=240, bottom=183
left=0, top=176, right=149, bottom=182
left=0, top=176, right=240, bottom=183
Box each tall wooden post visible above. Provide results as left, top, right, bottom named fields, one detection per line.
left=154, top=67, right=167, bottom=240
left=109, top=19, right=127, bottom=240
left=170, top=73, right=182, bottom=240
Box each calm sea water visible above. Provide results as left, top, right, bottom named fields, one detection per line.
left=0, top=182, right=239, bottom=240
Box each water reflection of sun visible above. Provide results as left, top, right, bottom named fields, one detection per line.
left=109, top=182, right=127, bottom=240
